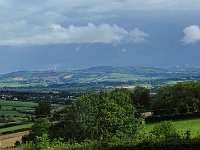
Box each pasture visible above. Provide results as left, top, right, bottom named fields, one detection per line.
left=0, top=82, right=48, bottom=88
left=119, top=84, right=152, bottom=90
left=0, top=100, right=36, bottom=118
left=0, top=100, right=36, bottom=108
left=78, top=73, right=151, bottom=83
left=0, top=123, right=32, bottom=134
left=0, top=99, right=62, bottom=136
left=144, top=118, right=200, bottom=138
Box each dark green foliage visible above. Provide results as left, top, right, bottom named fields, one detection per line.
left=185, top=130, right=191, bottom=140
left=132, top=86, right=151, bottom=108
left=153, top=81, right=200, bottom=110
left=102, top=141, right=200, bottom=150
left=8, top=139, right=200, bottom=150
left=26, top=118, right=51, bottom=142
left=34, top=100, right=51, bottom=117
left=15, top=140, right=21, bottom=147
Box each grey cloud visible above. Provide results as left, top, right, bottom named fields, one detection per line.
left=0, top=23, right=148, bottom=46
left=75, top=0, right=200, bottom=13
left=0, top=0, right=198, bottom=47
left=2, top=1, right=200, bottom=21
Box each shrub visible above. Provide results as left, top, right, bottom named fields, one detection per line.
left=150, top=121, right=180, bottom=143
left=34, top=134, right=50, bottom=150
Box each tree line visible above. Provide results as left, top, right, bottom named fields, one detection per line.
left=17, top=81, right=200, bottom=150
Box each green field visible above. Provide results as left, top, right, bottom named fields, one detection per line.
left=119, top=84, right=152, bottom=89
left=0, top=123, right=6, bottom=126
left=0, top=82, right=49, bottom=88
left=164, top=80, right=184, bottom=85
left=0, top=111, right=22, bottom=116
left=144, top=118, right=200, bottom=138
left=0, top=100, right=37, bottom=108
left=0, top=123, right=33, bottom=134
left=0, top=99, right=62, bottom=136
left=78, top=73, right=151, bottom=83
left=0, top=100, right=37, bottom=118
left=0, top=100, right=60, bottom=117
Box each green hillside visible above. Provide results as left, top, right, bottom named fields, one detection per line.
left=0, top=66, right=200, bottom=88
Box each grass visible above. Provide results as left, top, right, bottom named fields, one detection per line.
left=0, top=123, right=33, bottom=134
left=78, top=73, right=150, bottom=83
left=1, top=118, right=200, bottom=149
left=0, top=82, right=49, bottom=88
left=144, top=118, right=200, bottom=138
left=164, top=80, right=184, bottom=85
left=0, top=110, right=22, bottom=116
left=119, top=84, right=152, bottom=89
left=0, top=100, right=37, bottom=108
left=0, top=123, right=6, bottom=126
left=0, top=100, right=37, bottom=118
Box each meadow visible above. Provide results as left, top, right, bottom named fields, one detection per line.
left=0, top=100, right=36, bottom=108
left=0, top=99, right=62, bottom=136
left=0, top=100, right=36, bottom=118
left=144, top=118, right=200, bottom=138
left=0, top=82, right=48, bottom=88
left=78, top=73, right=151, bottom=83
left=3, top=119, right=200, bottom=150
left=0, top=123, right=32, bottom=134
left=0, top=100, right=59, bottom=116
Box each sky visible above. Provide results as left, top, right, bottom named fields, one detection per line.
left=1, top=0, right=200, bottom=72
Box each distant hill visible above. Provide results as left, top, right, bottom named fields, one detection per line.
left=0, top=66, right=200, bottom=88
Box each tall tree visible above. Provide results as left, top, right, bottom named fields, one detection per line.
left=49, top=88, right=142, bottom=141
left=25, top=118, right=51, bottom=142
left=132, top=86, right=151, bottom=108
left=35, top=100, right=51, bottom=117
left=153, top=81, right=200, bottom=111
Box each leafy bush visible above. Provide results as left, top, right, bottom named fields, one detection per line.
left=34, top=134, right=50, bottom=150
left=150, top=121, right=180, bottom=143
left=25, top=118, right=51, bottom=142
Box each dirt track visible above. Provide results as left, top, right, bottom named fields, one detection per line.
left=0, top=131, right=29, bottom=148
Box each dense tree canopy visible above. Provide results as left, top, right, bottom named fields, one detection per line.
left=50, top=88, right=142, bottom=141
left=131, top=86, right=151, bottom=108
left=152, top=82, right=200, bottom=111
left=34, top=100, right=52, bottom=117
left=25, top=118, right=51, bottom=142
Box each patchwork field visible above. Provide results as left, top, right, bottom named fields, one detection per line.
left=0, top=99, right=62, bottom=137
left=78, top=73, right=151, bottom=83
left=0, top=100, right=36, bottom=119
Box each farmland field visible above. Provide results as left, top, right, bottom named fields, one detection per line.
left=119, top=84, right=152, bottom=90
left=164, top=80, right=184, bottom=85
left=0, top=82, right=48, bottom=88
left=0, top=131, right=30, bottom=148
left=0, top=111, right=22, bottom=116
left=78, top=73, right=151, bottom=83
left=144, top=118, right=200, bottom=138
left=0, top=100, right=37, bottom=108
left=0, top=123, right=32, bottom=134
left=0, top=100, right=61, bottom=119
left=0, top=100, right=37, bottom=119
left=0, top=99, right=61, bottom=133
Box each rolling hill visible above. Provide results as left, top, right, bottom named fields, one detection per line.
left=0, top=66, right=200, bottom=89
